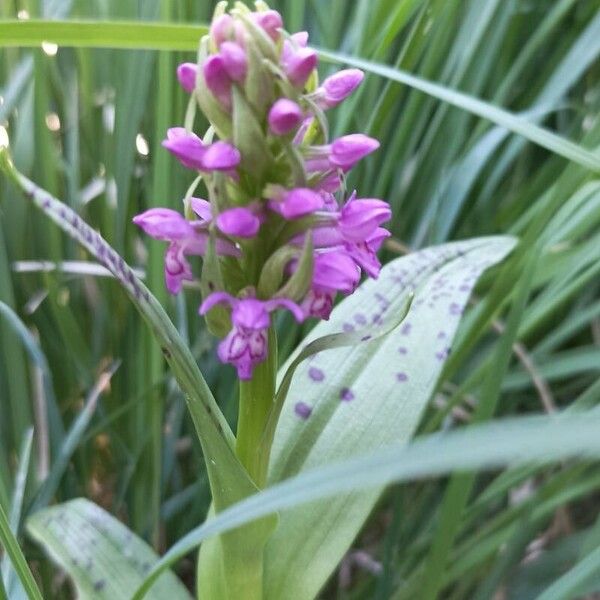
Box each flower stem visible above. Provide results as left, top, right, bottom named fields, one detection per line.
left=236, top=328, right=278, bottom=488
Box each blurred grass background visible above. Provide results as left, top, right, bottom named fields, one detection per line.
left=1, top=0, right=599, bottom=598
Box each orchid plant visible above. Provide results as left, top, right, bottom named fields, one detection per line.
left=132, top=1, right=390, bottom=490
left=0, top=2, right=516, bottom=599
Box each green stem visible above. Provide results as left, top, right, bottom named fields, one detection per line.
left=236, top=329, right=278, bottom=488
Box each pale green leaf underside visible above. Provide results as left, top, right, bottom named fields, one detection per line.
left=265, top=236, right=517, bottom=599
left=27, top=499, right=191, bottom=600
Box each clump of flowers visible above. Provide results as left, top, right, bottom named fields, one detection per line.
left=134, top=0, right=390, bottom=381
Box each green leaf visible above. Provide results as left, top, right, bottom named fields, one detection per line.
left=264, top=236, right=516, bottom=599
left=27, top=499, right=191, bottom=599
left=0, top=501, right=42, bottom=600
left=0, top=20, right=206, bottom=50
left=318, top=49, right=600, bottom=173
left=133, top=410, right=600, bottom=599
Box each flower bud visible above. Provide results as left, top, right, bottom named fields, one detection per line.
left=316, top=69, right=364, bottom=109
left=177, top=62, right=198, bottom=94
left=210, top=13, right=235, bottom=47
left=268, top=99, right=303, bottom=135
left=268, top=187, right=323, bottom=219
left=203, top=55, right=232, bottom=108
left=291, top=31, right=309, bottom=47
left=252, top=9, right=283, bottom=41
left=216, top=207, right=261, bottom=238
left=220, top=41, right=247, bottom=82
left=330, top=134, right=379, bottom=170
left=281, top=44, right=318, bottom=88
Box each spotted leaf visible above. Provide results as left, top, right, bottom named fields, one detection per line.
left=264, top=236, right=517, bottom=600
left=27, top=499, right=191, bottom=599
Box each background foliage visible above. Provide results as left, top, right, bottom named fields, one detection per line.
left=0, top=0, right=599, bottom=598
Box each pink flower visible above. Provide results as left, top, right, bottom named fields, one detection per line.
left=162, top=128, right=240, bottom=172
left=216, top=206, right=262, bottom=238
left=315, top=69, right=364, bottom=109
left=268, top=187, right=324, bottom=219
left=132, top=207, right=238, bottom=294
left=200, top=292, right=303, bottom=379
left=177, top=62, right=197, bottom=93
left=268, top=99, right=303, bottom=135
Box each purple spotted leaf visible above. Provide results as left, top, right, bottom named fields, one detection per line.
left=260, top=295, right=412, bottom=457
left=27, top=499, right=191, bottom=600
left=264, top=236, right=516, bottom=600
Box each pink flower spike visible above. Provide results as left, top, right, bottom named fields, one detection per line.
left=268, top=99, right=303, bottom=135
left=203, top=54, right=232, bottom=107
left=220, top=41, right=247, bottom=82
left=269, top=187, right=324, bottom=219
left=316, top=69, right=364, bottom=109
left=339, top=196, right=392, bottom=241
left=330, top=134, right=380, bottom=170
left=281, top=45, right=318, bottom=88
left=177, top=62, right=198, bottom=93
left=253, top=9, right=283, bottom=41
left=216, top=207, right=261, bottom=238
